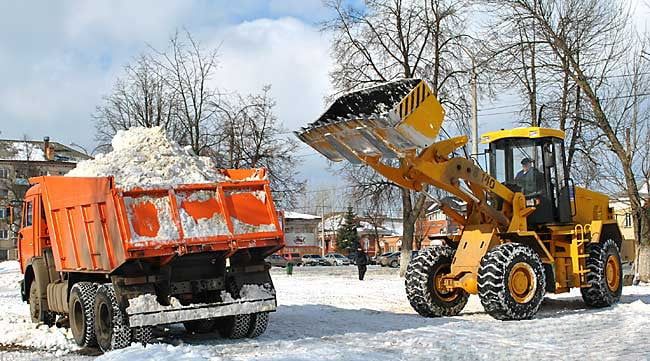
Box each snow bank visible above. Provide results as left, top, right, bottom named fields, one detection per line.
left=66, top=127, right=228, bottom=190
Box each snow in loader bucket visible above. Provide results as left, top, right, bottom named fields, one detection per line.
left=126, top=284, right=277, bottom=327
left=295, top=78, right=445, bottom=163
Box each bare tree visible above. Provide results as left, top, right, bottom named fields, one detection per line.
left=211, top=86, right=306, bottom=207
left=93, top=55, right=179, bottom=149
left=490, top=0, right=650, bottom=280
left=323, top=0, right=473, bottom=275
left=92, top=31, right=305, bottom=208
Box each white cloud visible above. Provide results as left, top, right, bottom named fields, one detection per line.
left=211, top=17, right=333, bottom=130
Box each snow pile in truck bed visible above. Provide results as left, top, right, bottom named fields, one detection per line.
left=66, top=127, right=229, bottom=190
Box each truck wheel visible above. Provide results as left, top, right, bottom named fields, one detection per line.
left=69, top=282, right=98, bottom=347
left=478, top=243, right=546, bottom=320
left=215, top=314, right=251, bottom=339
left=247, top=312, right=269, bottom=338
left=405, top=246, right=469, bottom=317
left=94, top=284, right=131, bottom=351
left=131, top=326, right=153, bottom=345
left=581, top=238, right=623, bottom=307
left=183, top=319, right=216, bottom=334
left=390, top=260, right=398, bottom=268
left=28, top=280, right=55, bottom=326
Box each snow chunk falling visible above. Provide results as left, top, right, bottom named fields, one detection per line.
left=66, top=127, right=229, bottom=190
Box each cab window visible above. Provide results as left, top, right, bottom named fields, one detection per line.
left=24, top=201, right=33, bottom=227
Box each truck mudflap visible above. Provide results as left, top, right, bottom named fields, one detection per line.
left=125, top=284, right=277, bottom=327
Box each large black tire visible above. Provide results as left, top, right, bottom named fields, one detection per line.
left=94, top=284, right=131, bottom=352
left=478, top=243, right=546, bottom=320
left=247, top=312, right=270, bottom=338
left=131, top=326, right=153, bottom=345
left=28, top=280, right=55, bottom=326
left=184, top=319, right=216, bottom=334
left=581, top=238, right=623, bottom=307
left=215, top=314, right=252, bottom=339
left=69, top=282, right=98, bottom=347
left=405, top=246, right=469, bottom=317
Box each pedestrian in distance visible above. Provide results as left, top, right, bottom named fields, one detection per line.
left=356, top=247, right=369, bottom=280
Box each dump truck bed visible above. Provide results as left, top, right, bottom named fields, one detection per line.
left=28, top=168, right=284, bottom=273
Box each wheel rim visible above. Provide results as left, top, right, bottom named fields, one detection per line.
left=605, top=254, right=621, bottom=292
left=432, top=264, right=458, bottom=302
left=29, top=286, right=39, bottom=321
left=71, top=299, right=84, bottom=339
left=508, top=262, right=537, bottom=304
left=97, top=301, right=112, bottom=344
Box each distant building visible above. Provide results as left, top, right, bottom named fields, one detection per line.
left=0, top=137, right=89, bottom=260
left=319, top=213, right=401, bottom=256
left=282, top=211, right=322, bottom=256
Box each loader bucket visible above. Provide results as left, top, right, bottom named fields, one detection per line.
left=296, top=79, right=445, bottom=163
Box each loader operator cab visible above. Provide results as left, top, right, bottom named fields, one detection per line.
left=483, top=127, right=573, bottom=226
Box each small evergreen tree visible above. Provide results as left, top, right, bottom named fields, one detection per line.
left=336, top=206, right=359, bottom=251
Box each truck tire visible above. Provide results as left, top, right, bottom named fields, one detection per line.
left=216, top=314, right=251, bottom=339
left=183, top=319, right=216, bottom=334
left=131, top=326, right=153, bottom=345
left=581, top=239, right=623, bottom=307
left=390, top=260, right=398, bottom=268
left=405, top=246, right=469, bottom=317
left=28, top=279, right=55, bottom=326
left=478, top=243, right=546, bottom=320
left=94, top=284, right=131, bottom=351
left=247, top=312, right=269, bottom=338
left=69, top=282, right=98, bottom=347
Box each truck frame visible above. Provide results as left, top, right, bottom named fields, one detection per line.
left=17, top=168, right=283, bottom=351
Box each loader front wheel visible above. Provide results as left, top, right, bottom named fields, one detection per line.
left=581, top=238, right=622, bottom=307
left=478, top=243, right=546, bottom=321
left=405, top=246, right=468, bottom=317
left=94, top=284, right=131, bottom=352
left=69, top=282, right=98, bottom=347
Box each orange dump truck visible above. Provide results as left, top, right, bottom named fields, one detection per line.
left=17, top=169, right=284, bottom=351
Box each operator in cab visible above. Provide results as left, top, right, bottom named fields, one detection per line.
left=515, top=157, right=545, bottom=198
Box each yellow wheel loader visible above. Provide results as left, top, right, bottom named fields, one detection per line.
left=296, top=79, right=633, bottom=320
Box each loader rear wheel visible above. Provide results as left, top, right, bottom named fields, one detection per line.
left=69, top=282, right=98, bottom=347
left=478, top=243, right=545, bottom=320
left=581, top=238, right=622, bottom=307
left=94, top=284, right=131, bottom=352
left=28, top=280, right=55, bottom=326
left=405, top=246, right=468, bottom=317
left=184, top=319, right=216, bottom=334
left=215, top=314, right=252, bottom=339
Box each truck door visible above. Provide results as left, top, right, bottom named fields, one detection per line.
left=18, top=197, right=36, bottom=266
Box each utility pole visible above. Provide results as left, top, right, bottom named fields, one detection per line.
left=470, top=57, right=479, bottom=159
left=320, top=201, right=326, bottom=256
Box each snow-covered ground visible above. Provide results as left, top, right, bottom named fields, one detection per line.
left=0, top=261, right=649, bottom=361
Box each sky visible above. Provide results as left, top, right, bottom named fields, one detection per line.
left=0, top=0, right=339, bottom=186
left=0, top=0, right=648, bottom=203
